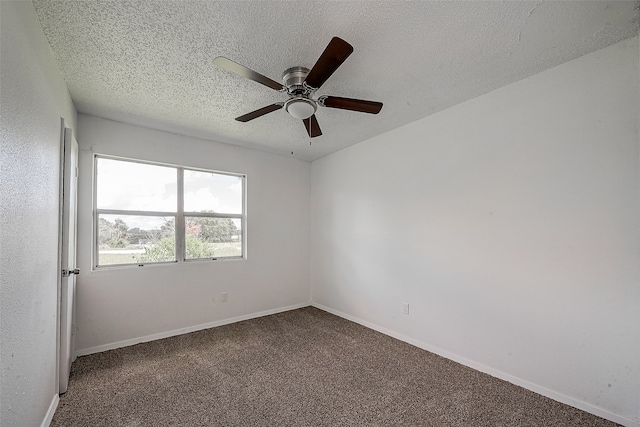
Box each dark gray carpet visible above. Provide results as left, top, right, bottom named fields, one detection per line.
left=52, top=307, right=618, bottom=426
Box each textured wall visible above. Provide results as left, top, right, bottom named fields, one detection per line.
left=74, top=115, right=310, bottom=354
left=0, top=2, right=77, bottom=427
left=310, top=37, right=640, bottom=425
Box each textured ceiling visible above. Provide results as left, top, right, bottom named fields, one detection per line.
left=33, top=1, right=638, bottom=162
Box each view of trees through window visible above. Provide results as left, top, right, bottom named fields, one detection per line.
left=95, top=157, right=244, bottom=267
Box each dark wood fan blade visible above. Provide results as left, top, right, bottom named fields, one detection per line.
left=302, top=115, right=322, bottom=138
left=213, top=57, right=284, bottom=91
left=304, top=37, right=353, bottom=90
left=321, top=96, right=383, bottom=114
left=235, top=104, right=283, bottom=122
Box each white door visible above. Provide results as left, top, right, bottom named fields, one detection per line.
left=59, top=127, right=78, bottom=394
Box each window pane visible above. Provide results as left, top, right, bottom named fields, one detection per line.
left=184, top=170, right=242, bottom=214
left=98, top=214, right=175, bottom=265
left=185, top=217, right=242, bottom=259
left=97, top=158, right=177, bottom=212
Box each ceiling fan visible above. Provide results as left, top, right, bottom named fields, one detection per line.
left=213, top=37, right=383, bottom=138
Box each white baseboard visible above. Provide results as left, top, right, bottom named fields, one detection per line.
left=311, top=303, right=639, bottom=427
left=76, top=303, right=310, bottom=357
left=41, top=393, right=59, bottom=427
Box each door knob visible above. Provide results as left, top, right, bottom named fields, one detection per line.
left=62, top=268, right=80, bottom=277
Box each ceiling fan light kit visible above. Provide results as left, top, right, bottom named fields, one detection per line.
left=285, top=98, right=317, bottom=120
left=213, top=37, right=383, bottom=139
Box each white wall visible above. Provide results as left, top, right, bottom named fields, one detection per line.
left=74, top=115, right=310, bottom=354
left=0, top=2, right=78, bottom=426
left=310, top=36, right=640, bottom=425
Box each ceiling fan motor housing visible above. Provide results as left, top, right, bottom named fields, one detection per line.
left=282, top=66, right=312, bottom=94
left=282, top=66, right=317, bottom=119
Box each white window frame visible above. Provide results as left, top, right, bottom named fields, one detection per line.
left=93, top=154, right=246, bottom=269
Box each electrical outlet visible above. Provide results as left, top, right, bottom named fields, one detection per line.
left=221, top=292, right=228, bottom=302
left=402, top=302, right=409, bottom=315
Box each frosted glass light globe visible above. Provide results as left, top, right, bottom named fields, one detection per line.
left=285, top=98, right=316, bottom=119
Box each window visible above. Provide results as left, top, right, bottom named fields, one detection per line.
left=94, top=156, right=245, bottom=267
